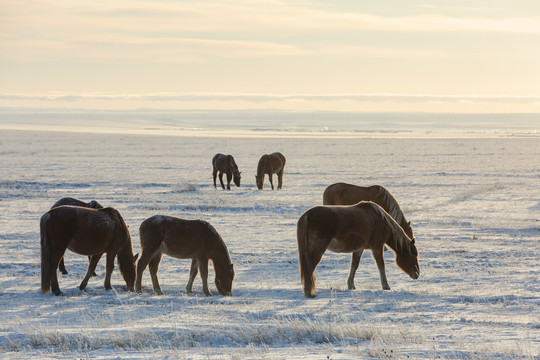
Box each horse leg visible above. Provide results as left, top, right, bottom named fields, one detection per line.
left=89, top=255, right=97, bottom=277
left=277, top=170, right=284, bottom=190
left=226, top=172, right=232, bottom=190
left=186, top=258, right=198, bottom=294
left=218, top=173, right=226, bottom=189
left=50, top=251, right=66, bottom=296
left=197, top=256, right=212, bottom=296
left=213, top=168, right=218, bottom=188
left=79, top=254, right=102, bottom=291
left=135, top=248, right=155, bottom=293
left=268, top=174, right=274, bottom=190
left=347, top=249, right=364, bottom=290
left=372, top=248, right=391, bottom=290
left=58, top=257, right=68, bottom=275
left=148, top=252, right=164, bottom=295
left=104, top=252, right=116, bottom=290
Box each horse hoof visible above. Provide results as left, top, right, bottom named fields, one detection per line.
left=61, top=270, right=68, bottom=275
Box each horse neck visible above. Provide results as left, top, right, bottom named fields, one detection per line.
left=256, top=157, right=266, bottom=177
left=373, top=205, right=411, bottom=255
left=209, top=235, right=232, bottom=271
left=227, top=156, right=238, bottom=172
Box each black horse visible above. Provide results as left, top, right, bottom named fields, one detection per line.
left=212, top=154, right=241, bottom=190
left=50, top=197, right=103, bottom=275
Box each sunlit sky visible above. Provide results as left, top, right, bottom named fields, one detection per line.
left=1, top=0, right=539, bottom=113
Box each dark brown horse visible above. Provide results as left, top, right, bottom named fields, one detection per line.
left=212, top=153, right=241, bottom=190
left=323, top=183, right=414, bottom=240
left=255, top=152, right=286, bottom=190
left=50, top=197, right=104, bottom=275
left=40, top=205, right=137, bottom=296
left=297, top=201, right=419, bottom=298
left=135, top=215, right=234, bottom=296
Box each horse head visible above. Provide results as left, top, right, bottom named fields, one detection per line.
left=233, top=171, right=241, bottom=187
left=396, top=238, right=420, bottom=279
left=215, top=263, right=235, bottom=296
left=255, top=175, right=264, bottom=190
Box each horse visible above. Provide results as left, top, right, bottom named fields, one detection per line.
left=50, top=197, right=104, bottom=275
left=40, top=205, right=138, bottom=296
left=135, top=215, right=235, bottom=296
left=297, top=201, right=419, bottom=298
left=323, top=183, right=414, bottom=240
left=255, top=152, right=286, bottom=190
left=212, top=153, right=241, bottom=190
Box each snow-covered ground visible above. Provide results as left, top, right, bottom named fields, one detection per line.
left=0, top=126, right=538, bottom=359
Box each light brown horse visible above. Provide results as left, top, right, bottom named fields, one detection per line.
left=212, top=153, right=241, bottom=190
left=135, top=215, right=235, bottom=296
left=323, top=183, right=414, bottom=240
left=50, top=197, right=104, bottom=275
left=297, top=201, right=419, bottom=298
left=255, top=152, right=286, bottom=190
left=40, top=205, right=138, bottom=296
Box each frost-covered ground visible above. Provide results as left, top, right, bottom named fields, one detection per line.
left=0, top=128, right=538, bottom=359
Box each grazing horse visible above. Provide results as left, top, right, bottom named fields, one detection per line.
left=323, top=183, right=414, bottom=240
left=135, top=215, right=235, bottom=296
left=255, top=152, right=286, bottom=190
left=212, top=153, right=241, bottom=190
left=40, top=205, right=137, bottom=296
left=297, top=201, right=419, bottom=298
left=50, top=197, right=104, bottom=275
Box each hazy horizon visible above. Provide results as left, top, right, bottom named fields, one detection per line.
left=1, top=108, right=538, bottom=137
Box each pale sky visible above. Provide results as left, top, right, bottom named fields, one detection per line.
left=1, top=0, right=540, bottom=113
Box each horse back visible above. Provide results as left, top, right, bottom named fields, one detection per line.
left=259, top=152, right=285, bottom=174
left=47, top=206, right=124, bottom=255
left=140, top=215, right=222, bottom=260
left=323, top=183, right=383, bottom=206
left=305, top=203, right=388, bottom=252
left=270, top=152, right=286, bottom=171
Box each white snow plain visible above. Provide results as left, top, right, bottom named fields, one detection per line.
left=0, top=124, right=538, bottom=359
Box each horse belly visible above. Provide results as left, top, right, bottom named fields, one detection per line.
left=67, top=237, right=110, bottom=255
left=66, top=226, right=114, bottom=255
left=327, top=236, right=364, bottom=253
left=160, top=240, right=196, bottom=259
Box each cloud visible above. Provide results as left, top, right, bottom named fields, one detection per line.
left=2, top=92, right=539, bottom=104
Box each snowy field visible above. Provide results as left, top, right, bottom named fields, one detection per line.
left=0, top=126, right=538, bottom=359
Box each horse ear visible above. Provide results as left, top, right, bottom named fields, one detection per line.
left=407, top=221, right=411, bottom=226
left=133, top=253, right=139, bottom=262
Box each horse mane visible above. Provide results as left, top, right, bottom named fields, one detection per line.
left=374, top=186, right=407, bottom=228
left=368, top=201, right=411, bottom=253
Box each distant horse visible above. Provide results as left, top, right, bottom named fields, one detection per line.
left=135, top=215, right=235, bottom=296
left=212, top=153, right=241, bottom=190
left=50, top=197, right=104, bottom=275
left=323, top=183, right=414, bottom=240
left=297, top=201, right=419, bottom=298
left=255, top=152, right=286, bottom=190
left=40, top=205, right=138, bottom=296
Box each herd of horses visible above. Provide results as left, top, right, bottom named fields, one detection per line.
left=40, top=152, right=419, bottom=298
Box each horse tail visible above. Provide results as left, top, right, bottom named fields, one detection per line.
left=40, top=212, right=51, bottom=294
left=297, top=211, right=315, bottom=297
